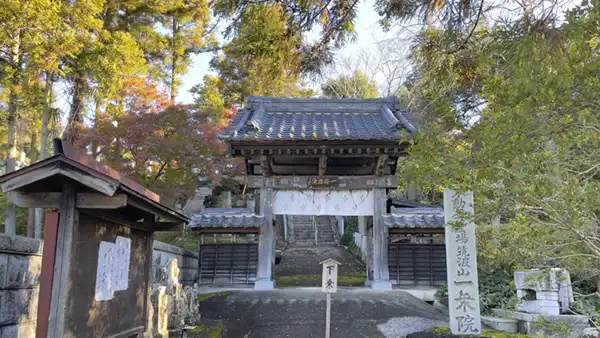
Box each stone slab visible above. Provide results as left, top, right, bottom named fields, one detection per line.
left=518, top=299, right=560, bottom=315
left=371, top=280, right=393, bottom=291
left=5, top=255, right=41, bottom=289
left=0, top=321, right=36, bottom=338
left=254, top=280, right=274, bottom=290
left=0, top=255, right=7, bottom=288
left=0, top=234, right=41, bottom=255
left=481, top=316, right=518, bottom=333
left=0, top=289, right=39, bottom=325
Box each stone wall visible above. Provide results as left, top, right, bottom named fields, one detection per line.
left=152, top=241, right=198, bottom=285
left=0, top=234, right=42, bottom=338
left=0, top=235, right=197, bottom=338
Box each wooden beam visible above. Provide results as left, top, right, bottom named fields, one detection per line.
left=0, top=166, right=60, bottom=192
left=6, top=192, right=127, bottom=209
left=389, top=228, right=445, bottom=234
left=126, top=197, right=182, bottom=223
left=154, top=221, right=185, bottom=231
left=319, top=155, right=327, bottom=176
left=59, top=167, right=118, bottom=196
left=6, top=191, right=61, bottom=208
left=76, top=193, right=127, bottom=209
left=191, top=227, right=260, bottom=234
left=78, top=209, right=149, bottom=231
left=247, top=175, right=398, bottom=189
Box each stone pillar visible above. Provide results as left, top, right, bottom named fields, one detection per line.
left=255, top=188, right=274, bottom=290
left=220, top=191, right=232, bottom=208
left=246, top=197, right=256, bottom=213
left=443, top=188, right=481, bottom=334
left=371, top=188, right=392, bottom=290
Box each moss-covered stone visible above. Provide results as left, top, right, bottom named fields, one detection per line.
left=275, top=273, right=367, bottom=287
left=197, top=291, right=231, bottom=303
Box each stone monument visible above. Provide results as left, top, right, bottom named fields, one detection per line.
left=443, top=188, right=482, bottom=335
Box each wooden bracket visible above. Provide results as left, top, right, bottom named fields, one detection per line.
left=319, top=155, right=327, bottom=176
left=260, top=155, right=272, bottom=177
left=375, top=155, right=389, bottom=176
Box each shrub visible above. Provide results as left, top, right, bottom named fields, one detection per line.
left=436, top=269, right=516, bottom=315
left=340, top=231, right=353, bottom=246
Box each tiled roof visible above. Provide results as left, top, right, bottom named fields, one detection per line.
left=189, top=208, right=264, bottom=229
left=383, top=208, right=445, bottom=228
left=219, top=96, right=417, bottom=142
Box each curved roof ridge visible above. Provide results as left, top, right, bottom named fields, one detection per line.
left=248, top=95, right=398, bottom=104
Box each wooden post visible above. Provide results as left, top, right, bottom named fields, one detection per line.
left=255, top=187, right=274, bottom=290
left=48, top=181, right=78, bottom=338
left=325, top=293, right=331, bottom=338
left=371, top=188, right=392, bottom=290
left=143, top=214, right=155, bottom=336
left=283, top=215, right=288, bottom=241
left=358, top=216, right=367, bottom=260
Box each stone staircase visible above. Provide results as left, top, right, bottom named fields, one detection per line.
left=290, top=216, right=338, bottom=247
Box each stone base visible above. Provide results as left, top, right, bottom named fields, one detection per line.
left=254, top=279, right=275, bottom=290
left=370, top=280, right=392, bottom=291
left=482, top=316, right=518, bottom=333
left=492, top=308, right=591, bottom=338
left=518, top=299, right=560, bottom=315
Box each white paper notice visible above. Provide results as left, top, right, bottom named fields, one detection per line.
left=94, top=236, right=131, bottom=301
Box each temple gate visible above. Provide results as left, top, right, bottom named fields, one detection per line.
left=191, top=96, right=449, bottom=290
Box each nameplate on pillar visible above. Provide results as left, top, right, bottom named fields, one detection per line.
left=443, top=188, right=481, bottom=335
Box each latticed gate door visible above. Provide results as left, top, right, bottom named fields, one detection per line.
left=388, top=243, right=447, bottom=287
left=198, top=243, right=258, bottom=285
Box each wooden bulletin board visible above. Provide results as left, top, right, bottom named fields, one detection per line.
left=64, top=212, right=151, bottom=338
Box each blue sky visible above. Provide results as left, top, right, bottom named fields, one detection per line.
left=176, top=0, right=387, bottom=103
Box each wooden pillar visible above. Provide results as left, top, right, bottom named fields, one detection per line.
left=283, top=215, right=288, bottom=241
left=358, top=216, right=367, bottom=260
left=336, top=216, right=344, bottom=235
left=48, top=181, right=78, bottom=337
left=371, top=188, right=392, bottom=290
left=255, top=187, right=274, bottom=290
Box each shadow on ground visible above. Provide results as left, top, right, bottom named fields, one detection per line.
left=190, top=289, right=448, bottom=338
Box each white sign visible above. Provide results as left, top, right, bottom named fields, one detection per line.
left=443, top=188, right=481, bottom=335
left=95, top=236, right=131, bottom=301
left=320, top=258, right=340, bottom=293
left=273, top=190, right=373, bottom=216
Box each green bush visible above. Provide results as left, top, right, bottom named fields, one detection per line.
left=339, top=216, right=358, bottom=246
left=436, top=269, right=516, bottom=315
left=478, top=269, right=517, bottom=314
left=340, top=231, right=353, bottom=246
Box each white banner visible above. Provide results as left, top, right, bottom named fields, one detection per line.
left=272, top=189, right=373, bottom=216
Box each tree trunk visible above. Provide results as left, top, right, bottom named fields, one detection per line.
left=92, top=98, right=103, bottom=158
left=4, top=29, right=22, bottom=236
left=597, top=275, right=600, bottom=294
left=26, top=133, right=37, bottom=237
left=34, top=71, right=53, bottom=238
left=170, top=17, right=179, bottom=104
left=64, top=76, right=86, bottom=143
